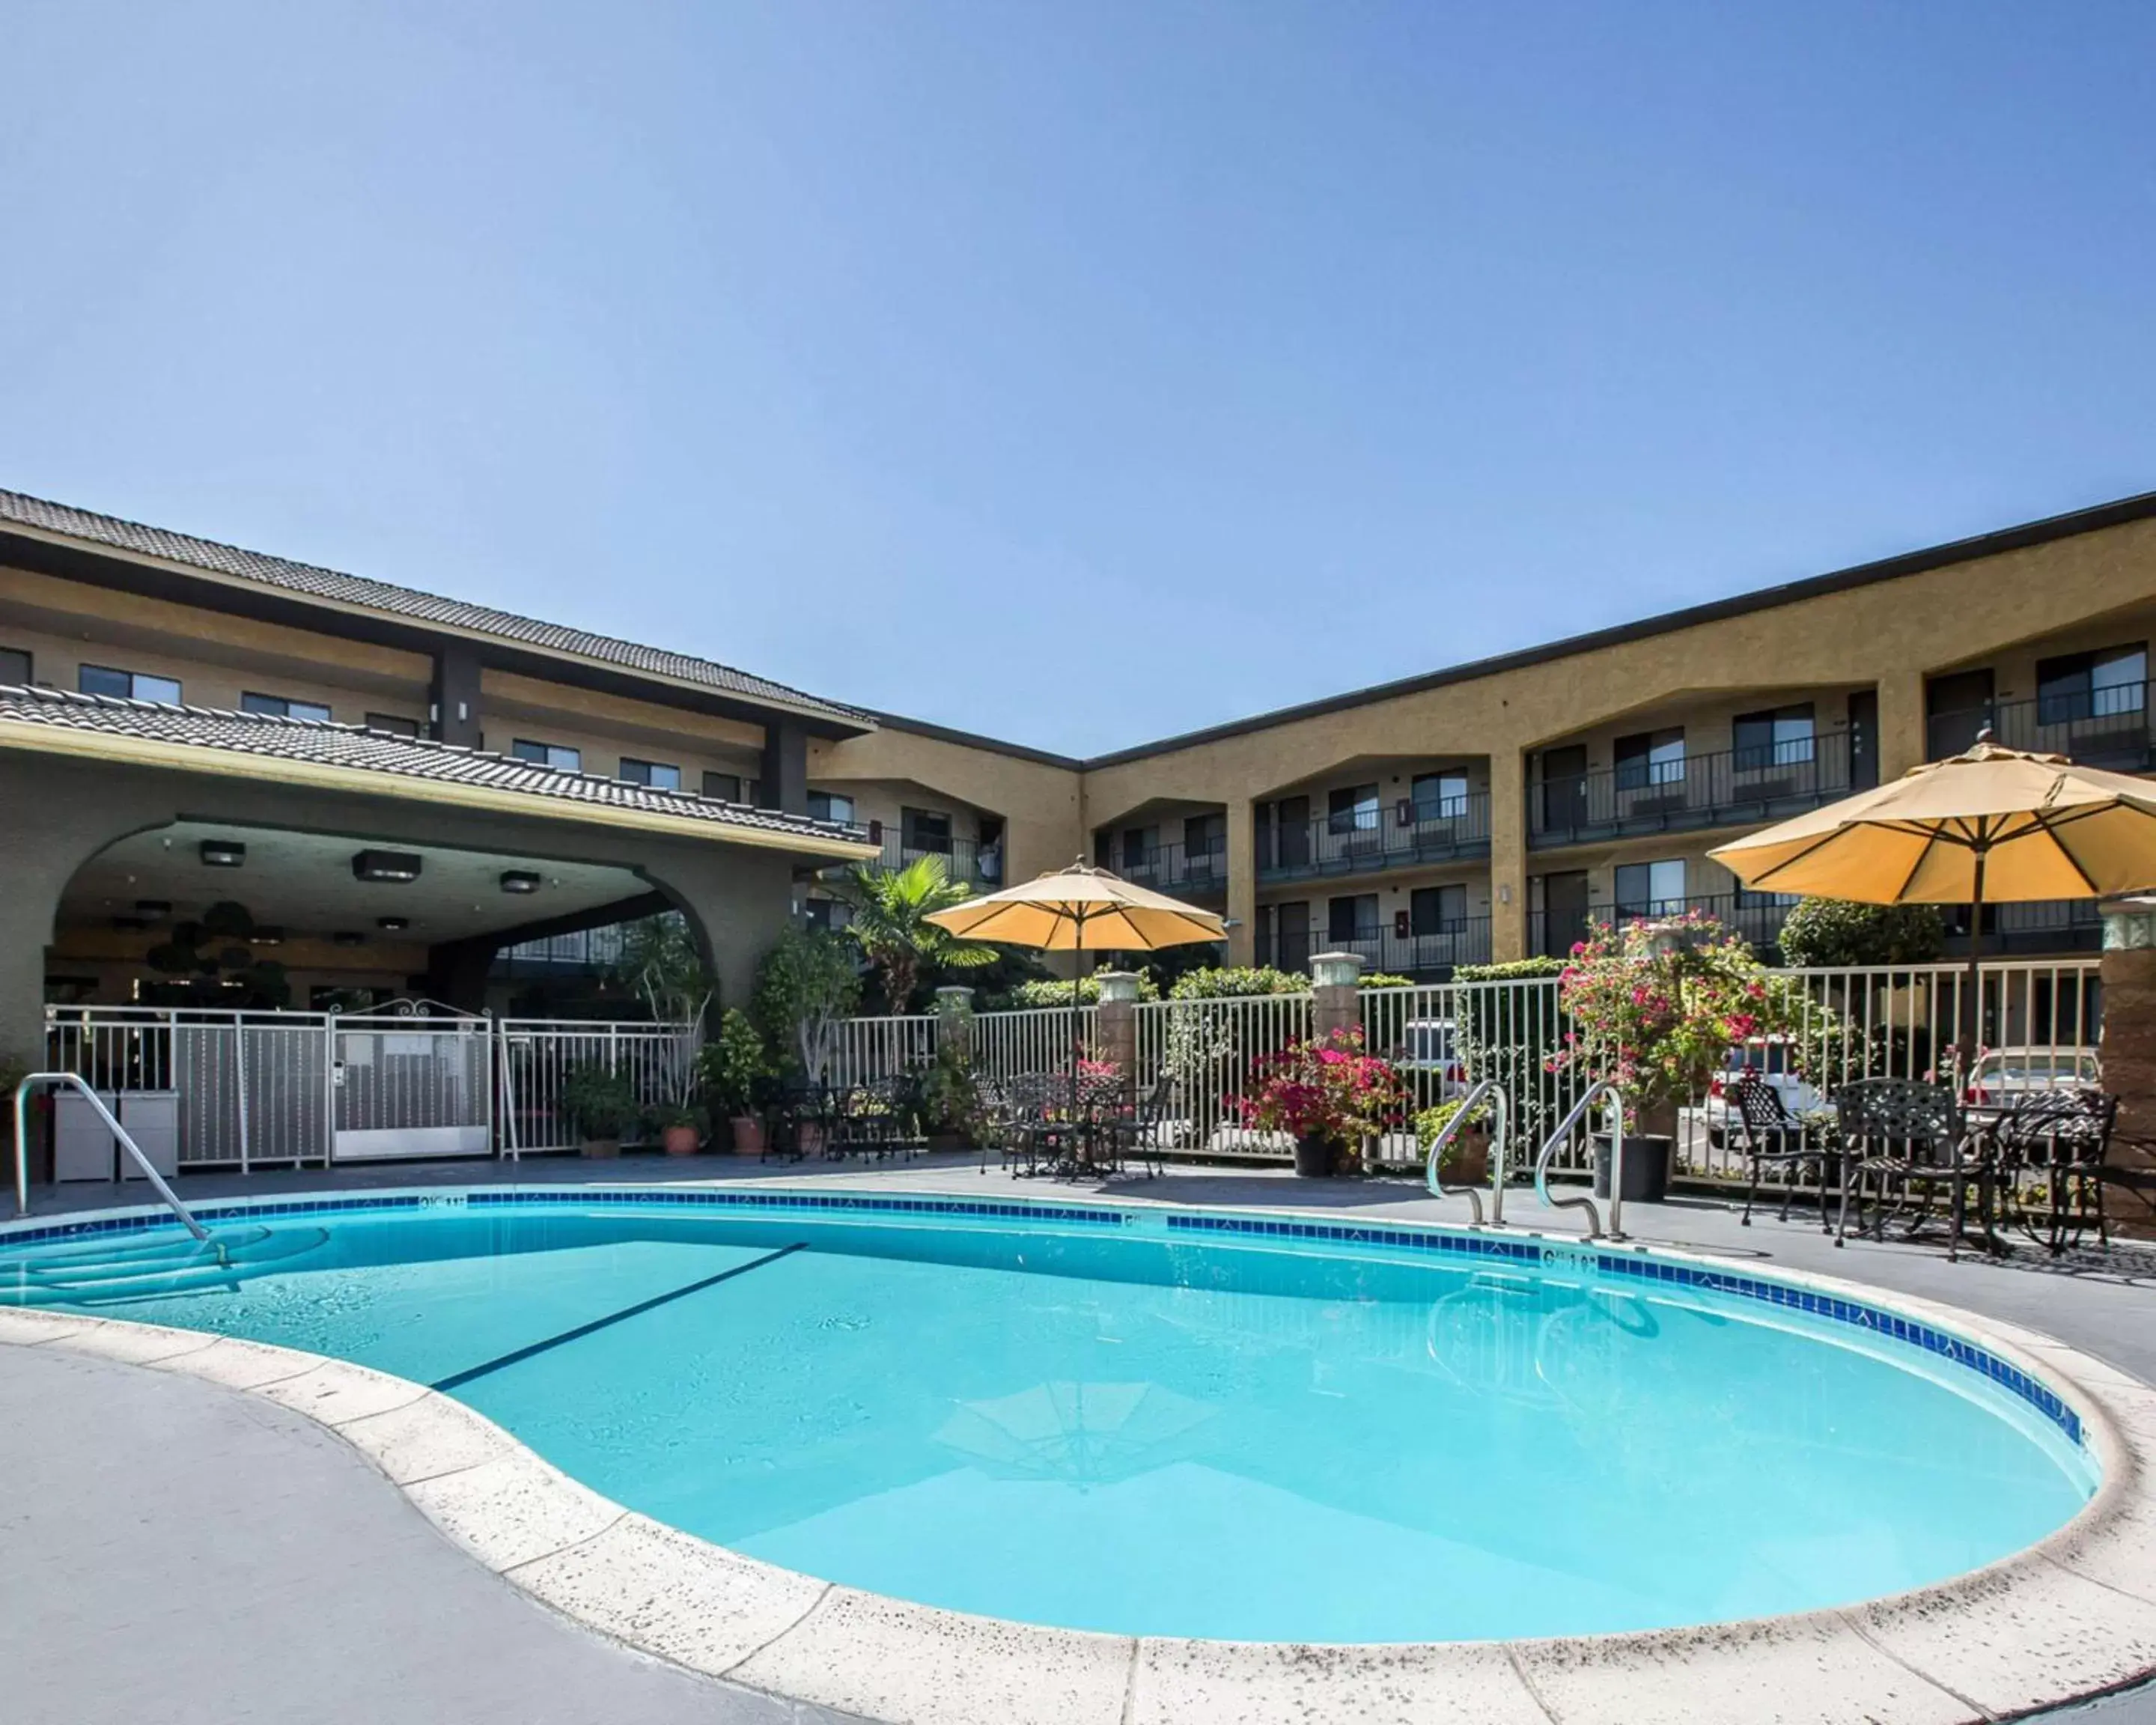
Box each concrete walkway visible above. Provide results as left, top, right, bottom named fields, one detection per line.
left=7, top=1155, right=2156, bottom=1722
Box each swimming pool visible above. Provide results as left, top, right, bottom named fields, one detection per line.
left=0, top=1188, right=2100, bottom=1645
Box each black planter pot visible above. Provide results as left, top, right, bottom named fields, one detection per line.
left=1593, top=1134, right=1672, bottom=1202
left=1293, top=1134, right=1335, bottom=1178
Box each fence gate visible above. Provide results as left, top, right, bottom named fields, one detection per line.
left=330, top=1011, right=493, bottom=1161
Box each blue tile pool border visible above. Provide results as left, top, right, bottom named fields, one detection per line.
left=1, top=1185, right=2086, bottom=1447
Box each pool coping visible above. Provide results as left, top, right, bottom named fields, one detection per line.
left=4, top=1187, right=2155, bottom=1725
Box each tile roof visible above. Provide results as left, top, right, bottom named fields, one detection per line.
left=0, top=487, right=870, bottom=728
left=0, top=684, right=871, bottom=847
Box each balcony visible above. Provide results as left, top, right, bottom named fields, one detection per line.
left=829, top=835, right=1003, bottom=888
left=1945, top=898, right=2104, bottom=956
left=1258, top=794, right=1491, bottom=883
left=1120, top=839, right=1228, bottom=901
left=1930, top=682, right=2153, bottom=772
left=1255, top=919, right=1492, bottom=979
left=1530, top=731, right=1858, bottom=849
left=1529, top=894, right=1797, bottom=960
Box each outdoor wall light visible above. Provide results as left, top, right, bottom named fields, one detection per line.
left=250, top=928, right=284, bottom=946
left=333, top=931, right=367, bottom=947
left=376, top=916, right=409, bottom=932
left=200, top=839, right=247, bottom=868
left=499, top=870, right=542, bottom=895
left=352, top=849, right=423, bottom=883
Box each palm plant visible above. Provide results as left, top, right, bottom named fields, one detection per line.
left=831, top=855, right=999, bottom=1011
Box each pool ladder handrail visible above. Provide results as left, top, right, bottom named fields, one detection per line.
left=1423, top=1078, right=1511, bottom=1226
left=1532, top=1080, right=1630, bottom=1242
left=13, top=1072, right=210, bottom=1241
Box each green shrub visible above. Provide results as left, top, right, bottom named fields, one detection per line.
left=1454, top=956, right=1567, bottom=983
left=559, top=1064, right=639, bottom=1140
left=987, top=973, right=1161, bottom=1009
left=1362, top=972, right=1416, bottom=990
left=1776, top=898, right=1946, bottom=967
left=1168, top=966, right=1312, bottom=1000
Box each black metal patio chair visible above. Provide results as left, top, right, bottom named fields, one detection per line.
left=1729, top=1073, right=1831, bottom=1230
left=1832, top=1077, right=1982, bottom=1259
left=1990, top=1089, right=2120, bottom=1255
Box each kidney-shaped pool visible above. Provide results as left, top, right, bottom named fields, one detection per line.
left=0, top=1190, right=2097, bottom=1643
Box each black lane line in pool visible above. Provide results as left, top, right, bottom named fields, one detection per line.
left=430, top=1242, right=807, bottom=1392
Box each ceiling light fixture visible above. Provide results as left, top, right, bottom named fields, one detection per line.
left=499, top=870, right=541, bottom=895
left=134, top=899, right=172, bottom=919
left=332, top=931, right=367, bottom=948
left=352, top=849, right=422, bottom=884
left=376, top=916, right=409, bottom=932
left=250, top=928, right=284, bottom=946
left=200, top=839, right=247, bottom=868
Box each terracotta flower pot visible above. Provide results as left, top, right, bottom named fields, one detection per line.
left=662, top=1123, right=700, bottom=1157
left=729, top=1115, right=764, bottom=1154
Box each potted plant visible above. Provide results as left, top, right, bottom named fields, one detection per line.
left=560, top=1062, right=638, bottom=1160
left=1550, top=911, right=1811, bottom=1202
left=1416, top=1095, right=1493, bottom=1185
left=649, top=1098, right=707, bottom=1157
left=1238, top=1028, right=1404, bottom=1178
left=698, top=1008, right=772, bottom=1154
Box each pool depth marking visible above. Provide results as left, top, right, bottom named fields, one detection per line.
left=430, top=1241, right=806, bottom=1391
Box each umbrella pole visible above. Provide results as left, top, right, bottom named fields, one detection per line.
left=1958, top=846, right=1987, bottom=1088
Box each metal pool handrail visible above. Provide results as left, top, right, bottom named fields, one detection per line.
left=1424, top=1078, right=1510, bottom=1226
left=13, top=1073, right=209, bottom=1241
left=1533, top=1080, right=1630, bottom=1242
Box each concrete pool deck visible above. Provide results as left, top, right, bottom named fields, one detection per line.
left=6, top=1154, right=2156, bottom=1724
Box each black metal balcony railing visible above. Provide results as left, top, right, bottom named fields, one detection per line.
left=1930, top=682, right=2153, bottom=772
left=1258, top=793, right=1491, bottom=883
left=1945, top=898, right=2104, bottom=955
left=828, top=836, right=1002, bottom=886
left=1529, top=732, right=1857, bottom=850
left=1254, top=919, right=1493, bottom=978
left=1119, top=839, right=1229, bottom=899
left=1529, top=895, right=1797, bottom=959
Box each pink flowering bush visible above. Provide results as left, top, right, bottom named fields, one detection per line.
left=1548, top=910, right=1811, bottom=1131
left=1238, top=1029, right=1406, bottom=1153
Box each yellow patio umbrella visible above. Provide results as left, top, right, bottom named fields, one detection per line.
left=925, top=860, right=1227, bottom=1107
left=1708, top=731, right=2156, bottom=1067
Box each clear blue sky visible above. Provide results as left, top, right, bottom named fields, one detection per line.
left=3, top=3, right=2152, bottom=756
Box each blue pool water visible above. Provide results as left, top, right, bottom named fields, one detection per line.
left=1, top=1196, right=2095, bottom=1643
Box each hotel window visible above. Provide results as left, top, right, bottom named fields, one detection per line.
left=365, top=713, right=422, bottom=737
left=903, top=807, right=953, bottom=854
left=1327, top=783, right=1380, bottom=834
left=807, top=790, right=855, bottom=824
left=1614, top=728, right=1685, bottom=790
left=1410, top=883, right=1468, bottom=935
left=1327, top=894, right=1380, bottom=942
left=511, top=739, right=582, bottom=773
left=0, top=647, right=31, bottom=686
left=1410, top=771, right=1470, bottom=821
left=702, top=771, right=742, bottom=802
left=619, top=758, right=682, bottom=791
left=79, top=663, right=182, bottom=705
left=1613, top=859, right=1688, bottom=919
left=1121, top=825, right=1159, bottom=872
left=2037, top=644, right=2148, bottom=725
left=1184, top=812, right=1225, bottom=862
left=241, top=691, right=333, bottom=722
left=1732, top=704, right=1815, bottom=771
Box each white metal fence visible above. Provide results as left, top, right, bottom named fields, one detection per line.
left=497, top=1018, right=696, bottom=1155
left=1130, top=994, right=1313, bottom=1159
left=973, top=1004, right=1100, bottom=1085
left=826, top=1013, right=939, bottom=1087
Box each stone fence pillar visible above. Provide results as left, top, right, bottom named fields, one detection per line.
left=1094, top=971, right=1141, bottom=1095
left=2101, top=900, right=2156, bottom=1229
left=1309, top=951, right=1365, bottom=1043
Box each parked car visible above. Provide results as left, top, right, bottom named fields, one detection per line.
left=1703, top=1036, right=1825, bottom=1147
left=1963, top=1047, right=2101, bottom=1107
left=1398, top=1017, right=1466, bottom=1100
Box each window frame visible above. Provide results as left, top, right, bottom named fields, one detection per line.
left=1732, top=703, right=1816, bottom=773
left=0, top=646, right=31, bottom=686
left=80, top=663, right=182, bottom=705
left=619, top=757, right=683, bottom=792
left=240, top=690, right=333, bottom=723
left=1326, top=783, right=1381, bottom=836
left=510, top=738, right=583, bottom=773
left=1613, top=728, right=1686, bottom=791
